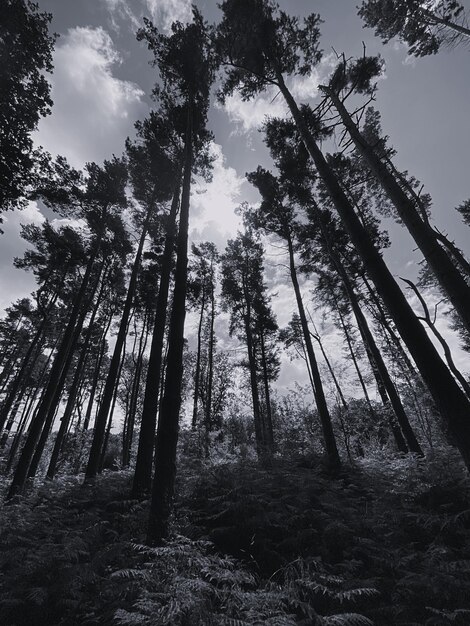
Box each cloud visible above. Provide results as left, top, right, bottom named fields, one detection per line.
left=143, top=0, right=192, bottom=32
left=0, top=203, right=45, bottom=313
left=101, top=0, right=140, bottom=31
left=35, top=26, right=146, bottom=168
left=190, top=142, right=245, bottom=244
left=220, top=87, right=288, bottom=133
left=219, top=57, right=337, bottom=134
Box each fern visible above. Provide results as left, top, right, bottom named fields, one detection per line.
left=322, top=614, right=374, bottom=626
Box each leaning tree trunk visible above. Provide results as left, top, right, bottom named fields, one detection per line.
left=27, top=261, right=105, bottom=480
left=147, top=110, right=193, bottom=544
left=46, top=267, right=108, bottom=480
left=131, top=165, right=182, bottom=499
left=123, top=311, right=150, bottom=468
left=84, top=207, right=153, bottom=482
left=334, top=259, right=418, bottom=454
left=286, top=232, right=341, bottom=469
left=6, top=247, right=100, bottom=499
left=82, top=311, right=113, bottom=432
left=277, top=76, right=470, bottom=470
left=0, top=291, right=59, bottom=433
left=325, top=88, right=470, bottom=336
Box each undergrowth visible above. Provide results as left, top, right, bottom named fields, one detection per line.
left=0, top=448, right=469, bottom=625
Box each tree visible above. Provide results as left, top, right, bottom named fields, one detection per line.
left=138, top=9, right=216, bottom=542
left=84, top=113, right=175, bottom=483
left=187, top=242, right=220, bottom=456
left=7, top=158, right=130, bottom=498
left=221, top=227, right=278, bottom=458
left=215, top=0, right=470, bottom=470
left=319, top=58, right=470, bottom=338
left=0, top=0, right=56, bottom=219
left=358, top=0, right=470, bottom=57
left=246, top=169, right=341, bottom=469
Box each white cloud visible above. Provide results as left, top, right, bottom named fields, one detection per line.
left=102, top=0, right=140, bottom=31
left=144, top=0, right=192, bottom=32
left=220, top=56, right=337, bottom=134
left=221, top=87, right=288, bottom=133
left=35, top=26, right=146, bottom=168
left=0, top=203, right=45, bottom=313
left=190, top=142, right=245, bottom=244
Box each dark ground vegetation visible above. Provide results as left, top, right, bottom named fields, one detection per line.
left=1, top=448, right=470, bottom=626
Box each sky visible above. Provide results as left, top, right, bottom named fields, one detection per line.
left=1, top=0, right=469, bottom=400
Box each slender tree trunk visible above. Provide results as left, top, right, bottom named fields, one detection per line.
left=6, top=248, right=100, bottom=499
left=27, top=263, right=104, bottom=480
left=123, top=311, right=149, bottom=468
left=132, top=166, right=182, bottom=498
left=5, top=334, right=58, bottom=473
left=84, top=208, right=153, bottom=482
left=243, top=302, right=265, bottom=455
left=0, top=291, right=59, bottom=433
left=334, top=292, right=375, bottom=413
left=259, top=330, right=275, bottom=450
left=100, top=326, right=128, bottom=471
left=310, top=329, right=348, bottom=410
left=0, top=389, right=27, bottom=450
left=325, top=88, right=470, bottom=336
left=286, top=233, right=341, bottom=468
left=46, top=270, right=108, bottom=480
left=335, top=262, right=417, bottom=454
left=192, top=288, right=206, bottom=430
left=147, top=109, right=193, bottom=544
left=277, top=77, right=470, bottom=469
left=204, top=278, right=216, bottom=457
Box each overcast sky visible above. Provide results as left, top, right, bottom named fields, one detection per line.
left=1, top=0, right=469, bottom=397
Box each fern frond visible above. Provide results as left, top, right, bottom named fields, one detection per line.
left=322, top=613, right=374, bottom=625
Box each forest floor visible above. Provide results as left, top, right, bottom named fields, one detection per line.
left=1, top=450, right=470, bottom=625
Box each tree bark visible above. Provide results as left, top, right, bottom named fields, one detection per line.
left=132, top=167, right=182, bottom=498
left=147, top=110, right=193, bottom=544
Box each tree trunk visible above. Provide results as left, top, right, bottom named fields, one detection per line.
left=123, top=311, right=150, bottom=468
left=243, top=300, right=265, bottom=456
left=27, top=262, right=105, bottom=480
left=259, top=330, right=275, bottom=450
left=46, top=268, right=108, bottom=480
left=278, top=77, right=470, bottom=470
left=84, top=207, right=153, bottom=482
left=310, top=329, right=348, bottom=410
left=418, top=7, right=470, bottom=38
left=132, top=166, right=182, bottom=498
left=286, top=232, right=341, bottom=469
left=82, top=315, right=112, bottom=432
left=147, top=109, right=193, bottom=544
left=0, top=291, right=59, bottom=433
left=204, top=277, right=216, bottom=457
left=192, top=287, right=206, bottom=431
left=334, top=259, right=417, bottom=454
left=6, top=248, right=99, bottom=499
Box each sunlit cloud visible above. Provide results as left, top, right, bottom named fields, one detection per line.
left=36, top=26, right=146, bottom=168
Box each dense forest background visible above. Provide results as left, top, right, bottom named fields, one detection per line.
left=1, top=1, right=470, bottom=625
